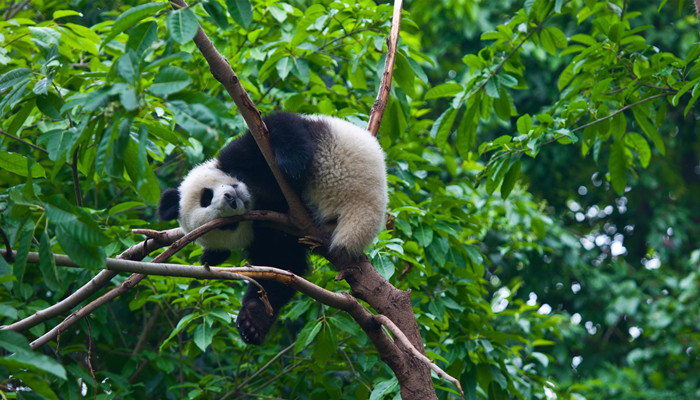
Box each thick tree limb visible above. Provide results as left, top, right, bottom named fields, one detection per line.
left=367, top=0, right=403, bottom=136
left=375, top=315, right=465, bottom=399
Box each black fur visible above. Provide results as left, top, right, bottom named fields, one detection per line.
left=218, top=113, right=317, bottom=344
left=158, top=188, right=180, bottom=221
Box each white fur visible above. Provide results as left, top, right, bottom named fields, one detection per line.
left=302, top=115, right=388, bottom=255
left=178, top=160, right=254, bottom=250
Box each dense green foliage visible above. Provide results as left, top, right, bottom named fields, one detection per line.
left=0, top=0, right=698, bottom=399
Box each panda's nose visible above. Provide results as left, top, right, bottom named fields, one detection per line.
left=224, top=193, right=238, bottom=209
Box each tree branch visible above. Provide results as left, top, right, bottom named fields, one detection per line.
left=375, top=315, right=464, bottom=399
left=367, top=0, right=403, bottom=136
left=0, top=229, right=178, bottom=332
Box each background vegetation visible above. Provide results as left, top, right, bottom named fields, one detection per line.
left=0, top=0, right=698, bottom=398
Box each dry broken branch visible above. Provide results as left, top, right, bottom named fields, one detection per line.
left=367, top=0, right=403, bottom=136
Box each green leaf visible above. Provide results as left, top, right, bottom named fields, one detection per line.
left=295, top=320, right=322, bottom=354
left=116, top=51, right=139, bottom=84
left=431, top=107, right=458, bottom=146
left=517, top=114, right=532, bottom=134
left=313, top=324, right=337, bottom=365
left=160, top=313, right=199, bottom=351
left=149, top=66, right=192, bottom=97
left=625, top=132, right=651, bottom=168
left=53, top=10, right=81, bottom=20
left=167, top=7, right=198, bottom=44
left=203, top=0, right=231, bottom=28
left=0, top=330, right=67, bottom=379
left=631, top=107, right=665, bottom=155
left=424, top=82, right=463, bottom=100
left=494, top=88, right=511, bottom=121
left=500, top=159, right=521, bottom=199
left=414, top=222, right=434, bottom=247
left=485, top=156, right=510, bottom=195
left=0, top=152, right=46, bottom=178
left=32, top=70, right=54, bottom=95
left=558, top=63, right=574, bottom=91
left=36, top=129, right=73, bottom=162
left=609, top=140, right=627, bottom=194
left=38, top=231, right=60, bottom=291
left=226, top=0, right=253, bottom=28
left=531, top=352, right=550, bottom=367
left=276, top=57, right=293, bottom=80
left=36, top=93, right=62, bottom=119
left=193, top=321, right=214, bottom=351
left=103, top=3, right=167, bottom=48
left=292, top=58, right=310, bottom=84
left=126, top=21, right=158, bottom=56
left=394, top=52, right=416, bottom=97
left=455, top=95, right=480, bottom=157
left=45, top=197, right=109, bottom=247
left=370, top=378, right=399, bottom=400
left=373, top=255, right=395, bottom=280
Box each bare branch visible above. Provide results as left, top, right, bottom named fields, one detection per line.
left=375, top=315, right=465, bottom=399
left=0, top=230, right=177, bottom=332
left=367, top=0, right=403, bottom=136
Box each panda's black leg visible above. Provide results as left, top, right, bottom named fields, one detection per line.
left=237, top=281, right=296, bottom=345
left=200, top=249, right=231, bottom=266
left=236, top=228, right=308, bottom=345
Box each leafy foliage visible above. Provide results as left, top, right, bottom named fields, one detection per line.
left=0, top=0, right=698, bottom=399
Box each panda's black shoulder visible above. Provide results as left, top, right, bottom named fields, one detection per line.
left=218, top=130, right=263, bottom=174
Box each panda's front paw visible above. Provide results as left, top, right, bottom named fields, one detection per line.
left=236, top=299, right=276, bottom=345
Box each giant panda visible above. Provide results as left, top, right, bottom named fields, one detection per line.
left=158, top=112, right=387, bottom=344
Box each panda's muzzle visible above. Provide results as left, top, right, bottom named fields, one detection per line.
left=224, top=192, right=243, bottom=210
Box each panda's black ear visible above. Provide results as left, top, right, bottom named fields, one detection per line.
left=158, top=188, right=181, bottom=220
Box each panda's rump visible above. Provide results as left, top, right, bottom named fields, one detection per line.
left=302, top=116, right=387, bottom=255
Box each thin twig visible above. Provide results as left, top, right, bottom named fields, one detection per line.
left=0, top=128, right=49, bottom=154
left=4, top=0, right=30, bottom=20
left=375, top=315, right=465, bottom=399
left=85, top=318, right=98, bottom=400
left=237, top=342, right=295, bottom=389
left=571, top=91, right=671, bottom=132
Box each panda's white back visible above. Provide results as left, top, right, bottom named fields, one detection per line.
left=302, top=115, right=388, bottom=255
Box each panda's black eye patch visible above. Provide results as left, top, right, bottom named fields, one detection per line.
left=200, top=188, right=214, bottom=207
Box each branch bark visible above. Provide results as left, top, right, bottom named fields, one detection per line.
left=366, top=0, right=403, bottom=136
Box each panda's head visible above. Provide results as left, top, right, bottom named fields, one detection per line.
left=158, top=160, right=254, bottom=235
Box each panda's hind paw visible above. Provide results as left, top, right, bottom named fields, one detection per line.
left=236, top=299, right=275, bottom=345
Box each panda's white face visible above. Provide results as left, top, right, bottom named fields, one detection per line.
left=178, top=160, right=254, bottom=250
